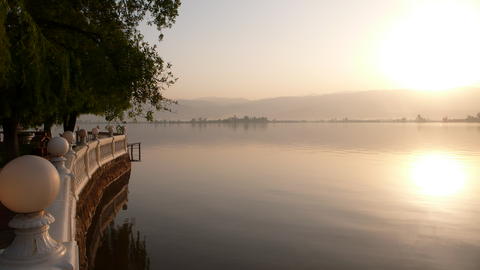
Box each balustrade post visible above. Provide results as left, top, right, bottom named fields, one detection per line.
left=77, top=129, right=87, bottom=146
left=90, top=128, right=101, bottom=167
left=48, top=137, right=71, bottom=177
left=112, top=136, right=116, bottom=157
left=46, top=137, right=75, bottom=244
left=106, top=125, right=114, bottom=137
left=84, top=144, right=91, bottom=179
left=0, top=155, right=72, bottom=269
left=91, top=127, right=99, bottom=141
left=61, top=131, right=77, bottom=170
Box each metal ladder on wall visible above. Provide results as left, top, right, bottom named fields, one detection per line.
left=127, top=142, right=141, bottom=162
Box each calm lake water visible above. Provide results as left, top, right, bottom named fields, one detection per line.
left=93, top=123, right=480, bottom=270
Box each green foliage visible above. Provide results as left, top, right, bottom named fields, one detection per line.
left=0, top=1, right=52, bottom=125
left=0, top=0, right=10, bottom=88
left=0, top=0, right=181, bottom=127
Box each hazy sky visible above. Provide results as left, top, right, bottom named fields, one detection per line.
left=141, top=0, right=480, bottom=99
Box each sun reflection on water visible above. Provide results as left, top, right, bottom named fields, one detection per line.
left=410, top=153, right=468, bottom=197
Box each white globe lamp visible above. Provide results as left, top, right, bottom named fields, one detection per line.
left=61, top=131, right=75, bottom=145
left=61, top=131, right=77, bottom=169
left=0, top=155, right=60, bottom=213
left=47, top=137, right=69, bottom=157
left=47, top=137, right=70, bottom=175
left=92, top=127, right=99, bottom=139
left=78, top=129, right=87, bottom=138
left=0, top=155, right=65, bottom=265
left=78, top=129, right=87, bottom=145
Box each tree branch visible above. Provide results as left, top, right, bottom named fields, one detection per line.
left=35, top=18, right=101, bottom=44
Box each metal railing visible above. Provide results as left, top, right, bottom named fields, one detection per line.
left=127, top=142, right=141, bottom=162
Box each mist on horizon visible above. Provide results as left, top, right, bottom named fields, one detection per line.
left=79, top=88, right=480, bottom=122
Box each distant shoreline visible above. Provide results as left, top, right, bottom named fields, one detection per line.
left=78, top=119, right=480, bottom=124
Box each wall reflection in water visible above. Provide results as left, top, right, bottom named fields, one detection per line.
left=86, top=176, right=150, bottom=270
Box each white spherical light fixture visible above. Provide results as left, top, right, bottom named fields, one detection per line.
left=47, top=137, right=69, bottom=157
left=78, top=129, right=87, bottom=138
left=0, top=155, right=60, bottom=213
left=61, top=131, right=75, bottom=144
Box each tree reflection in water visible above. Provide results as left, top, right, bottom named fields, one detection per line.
left=92, top=219, right=150, bottom=270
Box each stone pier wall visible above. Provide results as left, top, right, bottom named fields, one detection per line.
left=75, top=153, right=131, bottom=270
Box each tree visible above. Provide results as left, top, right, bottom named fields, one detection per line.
left=466, top=115, right=477, bottom=122
left=0, top=0, right=180, bottom=160
left=415, top=114, right=426, bottom=122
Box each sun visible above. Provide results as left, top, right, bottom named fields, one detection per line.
left=379, top=0, right=480, bottom=91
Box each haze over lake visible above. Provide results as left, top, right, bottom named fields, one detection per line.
left=80, top=89, right=480, bottom=122
left=94, top=123, right=480, bottom=270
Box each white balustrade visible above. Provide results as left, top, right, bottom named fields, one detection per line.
left=0, top=133, right=129, bottom=270
left=70, top=135, right=127, bottom=196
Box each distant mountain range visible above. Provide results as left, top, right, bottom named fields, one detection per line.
left=80, top=88, right=480, bottom=122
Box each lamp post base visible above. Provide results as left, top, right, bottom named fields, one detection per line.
left=0, top=211, right=66, bottom=267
